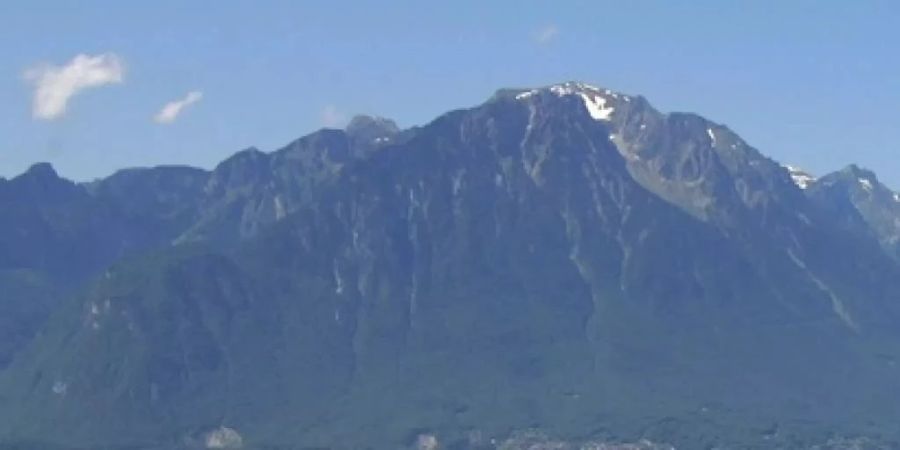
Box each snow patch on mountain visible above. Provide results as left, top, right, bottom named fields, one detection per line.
left=784, top=165, right=816, bottom=189
left=415, top=434, right=440, bottom=450
left=516, top=82, right=615, bottom=120
left=52, top=381, right=67, bottom=396
left=859, top=178, right=874, bottom=192
left=205, top=427, right=243, bottom=449
left=514, top=91, right=535, bottom=100
left=579, top=91, right=614, bottom=120
left=550, top=83, right=615, bottom=120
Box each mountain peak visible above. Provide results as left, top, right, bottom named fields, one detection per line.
left=345, top=114, right=399, bottom=144
left=4, top=161, right=81, bottom=202
left=494, top=81, right=632, bottom=121
left=11, top=162, right=69, bottom=190
left=500, top=81, right=616, bottom=97
left=346, top=114, right=398, bottom=133
left=841, top=163, right=872, bottom=176
left=22, top=162, right=60, bottom=180
left=830, top=164, right=881, bottom=193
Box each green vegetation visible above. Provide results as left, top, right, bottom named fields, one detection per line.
left=2, top=86, right=900, bottom=449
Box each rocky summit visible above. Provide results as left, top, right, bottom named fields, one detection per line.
left=2, top=82, right=900, bottom=449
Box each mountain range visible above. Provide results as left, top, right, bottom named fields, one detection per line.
left=1, top=82, right=900, bottom=449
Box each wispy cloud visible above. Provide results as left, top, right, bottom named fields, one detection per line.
left=321, top=105, right=345, bottom=128
left=534, top=24, right=559, bottom=45
left=153, top=91, right=203, bottom=124
left=23, top=53, right=125, bottom=120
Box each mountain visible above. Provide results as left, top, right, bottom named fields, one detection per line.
left=2, top=82, right=900, bottom=449
left=785, top=165, right=816, bottom=190
left=807, top=165, right=900, bottom=260
left=0, top=163, right=208, bottom=368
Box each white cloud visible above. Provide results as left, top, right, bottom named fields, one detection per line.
left=534, top=24, right=559, bottom=45
left=153, top=91, right=203, bottom=124
left=23, top=53, right=124, bottom=120
left=321, top=105, right=345, bottom=127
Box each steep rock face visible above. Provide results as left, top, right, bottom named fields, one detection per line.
left=510, top=83, right=805, bottom=229
left=0, top=124, right=394, bottom=368
left=179, top=120, right=407, bottom=245
left=88, top=165, right=211, bottom=243
left=3, top=83, right=900, bottom=449
left=507, top=83, right=900, bottom=332
left=808, top=165, right=900, bottom=260
left=0, top=162, right=124, bottom=284
left=0, top=270, right=57, bottom=368
left=0, top=164, right=208, bottom=368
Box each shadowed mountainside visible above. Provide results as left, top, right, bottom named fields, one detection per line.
left=2, top=84, right=900, bottom=449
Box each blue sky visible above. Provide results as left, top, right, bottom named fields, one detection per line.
left=2, top=1, right=899, bottom=187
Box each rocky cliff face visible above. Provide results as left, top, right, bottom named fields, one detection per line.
left=2, top=83, right=900, bottom=449
left=807, top=164, right=900, bottom=260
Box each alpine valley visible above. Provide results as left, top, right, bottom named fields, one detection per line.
left=2, top=82, right=900, bottom=450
